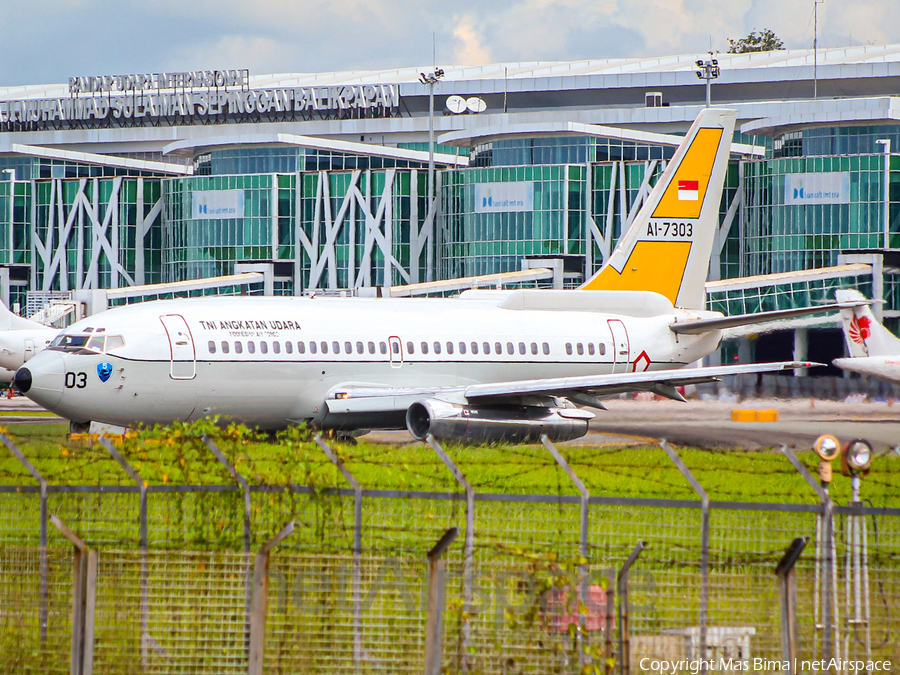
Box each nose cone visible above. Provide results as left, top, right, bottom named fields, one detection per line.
left=13, top=367, right=32, bottom=393
left=18, top=350, right=64, bottom=409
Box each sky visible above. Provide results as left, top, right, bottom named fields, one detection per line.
left=1, top=0, right=897, bottom=87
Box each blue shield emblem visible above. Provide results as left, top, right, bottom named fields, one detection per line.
left=97, top=362, right=113, bottom=383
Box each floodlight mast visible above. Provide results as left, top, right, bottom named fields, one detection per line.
left=419, top=68, right=445, bottom=254
left=695, top=53, right=720, bottom=108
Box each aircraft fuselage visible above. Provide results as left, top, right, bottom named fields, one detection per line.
left=18, top=295, right=721, bottom=429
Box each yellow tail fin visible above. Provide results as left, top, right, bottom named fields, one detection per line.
left=580, top=108, right=737, bottom=310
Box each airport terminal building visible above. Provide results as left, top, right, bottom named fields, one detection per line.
left=1, top=45, right=899, bottom=366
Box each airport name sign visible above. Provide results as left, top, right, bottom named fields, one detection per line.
left=0, top=79, right=402, bottom=131
left=68, top=70, right=251, bottom=94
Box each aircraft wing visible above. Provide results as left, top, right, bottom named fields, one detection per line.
left=327, top=360, right=818, bottom=414
left=669, top=301, right=869, bottom=334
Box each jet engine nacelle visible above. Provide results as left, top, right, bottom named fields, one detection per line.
left=406, top=398, right=594, bottom=444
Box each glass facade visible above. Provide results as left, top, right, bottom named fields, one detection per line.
left=441, top=165, right=570, bottom=278
left=469, top=136, right=679, bottom=168
left=201, top=146, right=435, bottom=176
left=774, top=125, right=900, bottom=158
left=163, top=174, right=279, bottom=282
left=741, top=155, right=900, bottom=276
left=0, top=124, right=895, bottom=321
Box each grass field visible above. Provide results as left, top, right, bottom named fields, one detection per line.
left=1, top=422, right=899, bottom=673
left=1, top=421, right=898, bottom=507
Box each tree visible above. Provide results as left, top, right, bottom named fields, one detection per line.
left=727, top=29, right=785, bottom=54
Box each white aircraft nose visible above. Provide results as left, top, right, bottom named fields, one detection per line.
left=17, top=350, right=64, bottom=409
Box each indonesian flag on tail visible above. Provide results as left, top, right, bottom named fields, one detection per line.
left=677, top=180, right=699, bottom=201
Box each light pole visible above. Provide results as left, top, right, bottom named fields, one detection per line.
left=876, top=139, right=891, bottom=249
left=695, top=54, right=720, bottom=108
left=419, top=68, right=445, bottom=226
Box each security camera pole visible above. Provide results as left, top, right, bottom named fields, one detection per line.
left=419, top=68, right=445, bottom=238
left=695, top=53, right=720, bottom=108
left=841, top=439, right=873, bottom=662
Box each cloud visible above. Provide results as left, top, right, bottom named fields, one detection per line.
left=0, top=0, right=898, bottom=86
left=452, top=15, right=493, bottom=65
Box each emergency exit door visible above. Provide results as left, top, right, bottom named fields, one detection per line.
left=160, top=314, right=197, bottom=380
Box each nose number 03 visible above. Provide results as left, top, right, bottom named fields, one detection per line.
left=65, top=372, right=87, bottom=389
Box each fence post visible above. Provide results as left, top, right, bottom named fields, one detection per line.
left=781, top=445, right=839, bottom=663
left=314, top=434, right=363, bottom=672
left=617, top=541, right=646, bottom=675
left=661, top=441, right=709, bottom=665
left=541, top=434, right=591, bottom=667
left=50, top=514, right=97, bottom=675
left=605, top=566, right=615, bottom=675
left=776, top=537, right=808, bottom=673
left=426, top=434, right=474, bottom=673
left=424, top=527, right=459, bottom=675
left=247, top=521, right=295, bottom=675
left=98, top=435, right=150, bottom=669
left=203, top=434, right=253, bottom=641
left=2, top=432, right=49, bottom=645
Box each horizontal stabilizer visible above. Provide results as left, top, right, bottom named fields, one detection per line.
left=669, top=301, right=869, bottom=334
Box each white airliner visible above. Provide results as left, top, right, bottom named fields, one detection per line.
left=833, top=289, right=900, bottom=384
left=15, top=109, right=847, bottom=441
left=0, top=302, right=59, bottom=383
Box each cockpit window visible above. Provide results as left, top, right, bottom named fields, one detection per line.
left=49, top=333, right=125, bottom=353
left=50, top=334, right=90, bottom=351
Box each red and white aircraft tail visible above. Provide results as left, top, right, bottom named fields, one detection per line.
left=835, top=289, right=900, bottom=358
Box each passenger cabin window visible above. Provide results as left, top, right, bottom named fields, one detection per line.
left=506, top=342, right=514, bottom=355
left=208, top=341, right=216, bottom=354
left=483, top=342, right=491, bottom=355
left=471, top=342, right=479, bottom=355
left=518, top=342, right=526, bottom=355
left=421, top=342, right=429, bottom=354
left=344, top=341, right=351, bottom=354
left=407, top=341, right=415, bottom=355
left=356, top=341, right=364, bottom=354
left=542, top=342, right=550, bottom=355
left=599, top=343, right=606, bottom=356
left=588, top=343, right=595, bottom=356
left=221, top=341, right=230, bottom=354
left=285, top=341, right=293, bottom=354
left=577, top=343, right=584, bottom=356
left=234, top=341, right=243, bottom=354
left=297, top=341, right=306, bottom=354
left=530, top=342, right=538, bottom=355
left=446, top=342, right=454, bottom=355
left=433, top=342, right=441, bottom=354
left=458, top=342, right=466, bottom=355
left=321, top=341, right=328, bottom=354
left=379, top=342, right=387, bottom=355
left=272, top=341, right=280, bottom=354
left=248, top=341, right=256, bottom=354
left=392, top=341, right=400, bottom=354
left=309, top=342, right=317, bottom=354
left=368, top=341, right=376, bottom=354
left=333, top=341, right=340, bottom=354
left=566, top=343, right=573, bottom=356
left=260, top=341, right=268, bottom=354
left=495, top=342, right=502, bottom=355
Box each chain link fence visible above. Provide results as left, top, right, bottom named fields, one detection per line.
left=1, top=432, right=898, bottom=674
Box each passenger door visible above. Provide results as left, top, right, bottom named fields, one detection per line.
left=607, top=319, right=630, bottom=374
left=159, top=314, right=197, bottom=380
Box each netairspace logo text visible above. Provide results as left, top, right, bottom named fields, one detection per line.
left=639, top=658, right=892, bottom=673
